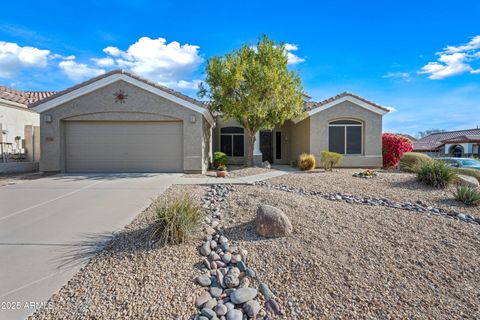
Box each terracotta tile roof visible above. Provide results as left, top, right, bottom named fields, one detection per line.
left=28, top=69, right=206, bottom=109
left=304, top=92, right=390, bottom=113
left=413, top=129, right=480, bottom=151
left=0, top=85, right=56, bottom=107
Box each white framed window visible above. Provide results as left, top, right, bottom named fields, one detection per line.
left=220, top=127, right=244, bottom=157
left=328, top=120, right=363, bottom=155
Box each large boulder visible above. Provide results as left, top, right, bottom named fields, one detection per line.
left=255, top=205, right=292, bottom=237
left=457, top=174, right=480, bottom=188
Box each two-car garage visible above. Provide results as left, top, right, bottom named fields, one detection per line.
left=64, top=121, right=183, bottom=173
left=32, top=70, right=213, bottom=174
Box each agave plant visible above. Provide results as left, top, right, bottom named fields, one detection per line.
left=454, top=185, right=480, bottom=206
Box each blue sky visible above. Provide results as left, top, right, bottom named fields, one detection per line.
left=1, top=0, right=479, bottom=136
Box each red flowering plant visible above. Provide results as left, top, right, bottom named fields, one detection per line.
left=382, top=133, right=413, bottom=168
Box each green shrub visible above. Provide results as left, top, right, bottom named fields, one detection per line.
left=454, top=168, right=480, bottom=183
left=298, top=153, right=316, bottom=170
left=320, top=151, right=343, bottom=171
left=150, top=195, right=202, bottom=246
left=399, top=152, right=433, bottom=172
left=213, top=152, right=228, bottom=168
left=454, top=185, right=480, bottom=206
left=416, top=160, right=456, bottom=189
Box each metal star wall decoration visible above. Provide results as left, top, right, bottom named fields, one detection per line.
left=114, top=90, right=128, bottom=103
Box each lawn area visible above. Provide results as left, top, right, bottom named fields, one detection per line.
left=30, top=169, right=480, bottom=319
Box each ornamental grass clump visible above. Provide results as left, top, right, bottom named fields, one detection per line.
left=416, top=160, right=456, bottom=189
left=298, top=153, right=316, bottom=170
left=399, top=152, right=433, bottom=173
left=320, top=151, right=343, bottom=171
left=150, top=195, right=202, bottom=246
left=454, top=185, right=480, bottom=206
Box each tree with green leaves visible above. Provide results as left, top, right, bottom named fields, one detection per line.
left=199, top=35, right=306, bottom=166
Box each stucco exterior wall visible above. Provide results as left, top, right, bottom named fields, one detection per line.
left=0, top=102, right=39, bottom=144
left=202, top=117, right=212, bottom=171
left=284, top=118, right=311, bottom=164
left=39, top=80, right=207, bottom=173
left=213, top=117, right=251, bottom=165
left=309, top=101, right=383, bottom=167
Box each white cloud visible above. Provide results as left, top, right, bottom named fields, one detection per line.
left=419, top=35, right=480, bottom=79
left=58, top=60, right=105, bottom=81
left=385, top=106, right=397, bottom=113
left=284, top=43, right=305, bottom=65
left=382, top=72, right=411, bottom=81
left=91, top=57, right=115, bottom=67
left=100, top=37, right=203, bottom=88
left=0, top=41, right=50, bottom=78
left=103, top=46, right=122, bottom=57
left=443, top=35, right=480, bottom=54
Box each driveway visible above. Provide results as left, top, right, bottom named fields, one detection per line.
left=0, top=173, right=180, bottom=320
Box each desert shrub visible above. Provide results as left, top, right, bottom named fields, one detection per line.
left=150, top=195, right=202, bottom=246
left=298, top=153, right=316, bottom=170
left=454, top=168, right=480, bottom=183
left=416, top=160, right=456, bottom=189
left=320, top=151, right=343, bottom=171
left=454, top=185, right=480, bottom=206
left=382, top=133, right=413, bottom=168
left=213, top=152, right=228, bottom=168
left=399, top=152, right=433, bottom=172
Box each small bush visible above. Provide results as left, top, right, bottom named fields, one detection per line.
left=454, top=185, right=480, bottom=206
left=454, top=168, right=480, bottom=183
left=399, top=152, right=433, bottom=172
left=416, top=160, right=456, bottom=189
left=150, top=195, right=202, bottom=246
left=298, top=153, right=316, bottom=170
left=213, top=152, right=228, bottom=168
left=382, top=133, right=413, bottom=168
left=320, top=151, right=343, bottom=171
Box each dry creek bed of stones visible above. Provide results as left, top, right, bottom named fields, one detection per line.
left=194, top=184, right=283, bottom=320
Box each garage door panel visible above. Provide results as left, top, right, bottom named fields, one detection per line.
left=65, top=121, right=183, bottom=172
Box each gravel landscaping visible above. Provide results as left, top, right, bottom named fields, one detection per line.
left=268, top=169, right=480, bottom=216
left=183, top=166, right=273, bottom=179
left=30, top=185, right=207, bottom=320
left=221, top=185, right=480, bottom=319
left=28, top=169, right=480, bottom=319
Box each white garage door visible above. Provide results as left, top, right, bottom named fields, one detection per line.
left=65, top=121, right=183, bottom=172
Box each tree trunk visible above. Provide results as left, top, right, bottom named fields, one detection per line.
left=246, top=130, right=256, bottom=167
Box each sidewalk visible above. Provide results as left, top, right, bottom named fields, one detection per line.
left=175, top=165, right=294, bottom=185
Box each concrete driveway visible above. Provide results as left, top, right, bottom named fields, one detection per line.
left=0, top=173, right=180, bottom=320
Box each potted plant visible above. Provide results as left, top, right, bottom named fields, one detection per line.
left=216, top=163, right=228, bottom=177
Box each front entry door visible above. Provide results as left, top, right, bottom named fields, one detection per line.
left=260, top=130, right=273, bottom=163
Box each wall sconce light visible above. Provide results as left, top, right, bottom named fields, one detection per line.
left=44, top=115, right=52, bottom=123
left=285, top=134, right=289, bottom=141
left=189, top=115, right=196, bottom=123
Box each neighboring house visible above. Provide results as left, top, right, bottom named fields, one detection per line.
left=0, top=86, right=55, bottom=161
left=412, top=128, right=480, bottom=158
left=31, top=70, right=389, bottom=174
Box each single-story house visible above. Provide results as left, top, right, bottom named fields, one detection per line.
left=0, top=86, right=55, bottom=162
left=412, top=129, right=480, bottom=158
left=31, top=69, right=389, bottom=173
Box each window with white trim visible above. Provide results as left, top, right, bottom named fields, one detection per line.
left=328, top=120, right=362, bottom=155
left=220, top=127, right=244, bottom=157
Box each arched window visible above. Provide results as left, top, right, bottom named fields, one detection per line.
left=220, top=127, right=244, bottom=157
left=450, top=145, right=464, bottom=158
left=328, top=120, right=362, bottom=155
